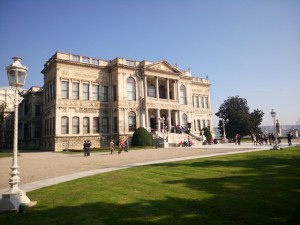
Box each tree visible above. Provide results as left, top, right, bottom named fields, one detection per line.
left=131, top=127, right=153, bottom=147
left=215, top=96, right=264, bottom=138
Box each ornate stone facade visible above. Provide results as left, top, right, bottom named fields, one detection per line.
left=41, top=52, right=213, bottom=151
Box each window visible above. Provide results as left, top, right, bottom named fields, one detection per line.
left=195, top=96, right=199, bottom=108
left=72, top=82, right=79, bottom=99
left=35, top=105, right=41, bottom=116
left=127, top=77, right=136, bottom=101
left=93, top=117, right=99, bottom=133
left=159, top=85, right=166, bottom=99
left=53, top=81, right=56, bottom=99
left=197, top=120, right=201, bottom=131
left=50, top=83, right=53, bottom=101
left=83, top=117, right=90, bottom=134
left=102, top=117, right=108, bottom=133
left=61, top=116, right=69, bottom=134
left=128, top=111, right=136, bottom=132
left=180, top=85, right=187, bottom=105
left=72, top=116, right=79, bottom=134
left=92, top=84, right=99, bottom=101
left=114, top=116, right=118, bottom=133
left=61, top=81, right=69, bottom=99
left=101, top=85, right=108, bottom=102
left=201, top=97, right=204, bottom=108
left=34, top=125, right=41, bottom=138
left=205, top=97, right=209, bottom=108
left=113, top=85, right=117, bottom=101
left=148, top=84, right=156, bottom=97
left=207, top=120, right=210, bottom=129
left=83, top=83, right=89, bottom=100
left=50, top=118, right=53, bottom=135
left=202, top=119, right=206, bottom=128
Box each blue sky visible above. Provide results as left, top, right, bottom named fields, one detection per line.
left=1, top=0, right=299, bottom=127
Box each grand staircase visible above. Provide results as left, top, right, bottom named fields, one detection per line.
left=156, top=131, right=204, bottom=147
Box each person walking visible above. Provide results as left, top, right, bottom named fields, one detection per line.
left=86, top=140, right=91, bottom=156
left=83, top=140, right=88, bottom=157
left=287, top=132, right=293, bottom=146
left=110, top=139, right=114, bottom=155
left=118, top=138, right=124, bottom=154
left=124, top=138, right=129, bottom=152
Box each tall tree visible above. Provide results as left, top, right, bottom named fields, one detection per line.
left=215, top=96, right=264, bottom=138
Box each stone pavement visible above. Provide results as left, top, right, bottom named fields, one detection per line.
left=0, top=141, right=298, bottom=195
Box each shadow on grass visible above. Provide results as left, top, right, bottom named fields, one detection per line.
left=1, top=148, right=300, bottom=225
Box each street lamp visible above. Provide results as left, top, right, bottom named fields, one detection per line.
left=0, top=57, right=36, bottom=212
left=270, top=109, right=279, bottom=150
left=222, top=118, right=229, bottom=143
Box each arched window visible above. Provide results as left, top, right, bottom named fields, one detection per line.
left=83, top=117, right=90, bottom=134
left=148, top=84, right=156, bottom=97
left=72, top=116, right=79, bottom=134
left=159, top=85, right=166, bottom=99
left=128, top=111, right=136, bottom=132
left=61, top=116, right=69, bottom=134
left=180, top=85, right=187, bottom=105
left=127, top=77, right=136, bottom=101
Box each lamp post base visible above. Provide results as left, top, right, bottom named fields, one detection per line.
left=271, top=144, right=280, bottom=150
left=162, top=141, right=169, bottom=148
left=0, top=190, right=36, bottom=213
left=221, top=138, right=228, bottom=143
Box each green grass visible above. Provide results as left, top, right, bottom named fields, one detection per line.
left=1, top=147, right=300, bottom=225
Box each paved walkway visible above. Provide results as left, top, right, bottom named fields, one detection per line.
left=0, top=142, right=297, bottom=195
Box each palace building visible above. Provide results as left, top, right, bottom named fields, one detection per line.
left=40, top=52, right=213, bottom=151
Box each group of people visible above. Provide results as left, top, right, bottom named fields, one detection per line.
left=179, top=136, right=193, bottom=147
left=109, top=138, right=129, bottom=155
left=251, top=132, right=295, bottom=146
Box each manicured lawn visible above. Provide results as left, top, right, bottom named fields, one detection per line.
left=1, top=147, right=300, bottom=225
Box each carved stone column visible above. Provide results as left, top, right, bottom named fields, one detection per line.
left=167, top=78, right=170, bottom=101
left=156, top=76, right=159, bottom=101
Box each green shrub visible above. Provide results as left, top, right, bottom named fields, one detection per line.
left=203, top=127, right=212, bottom=141
left=131, top=127, right=152, bottom=146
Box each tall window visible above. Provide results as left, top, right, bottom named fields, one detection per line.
left=83, top=117, right=90, bottom=134
left=195, top=96, right=199, bottom=108
left=201, top=97, right=204, bottom=108
left=128, top=111, right=136, bottom=132
left=72, top=116, right=79, bottom=134
left=101, top=85, right=108, bottom=102
left=180, top=85, right=187, bottom=105
left=113, top=85, right=117, bottom=101
left=35, top=105, right=41, bottom=116
left=159, top=85, right=165, bottom=99
left=114, top=116, right=118, bottom=133
left=83, top=83, right=89, bottom=100
left=61, top=116, right=69, bottom=134
left=148, top=84, right=156, bottom=97
left=197, top=119, right=201, bottom=131
left=92, top=84, right=99, bottom=101
left=61, top=81, right=69, bottom=99
left=93, top=117, right=99, bottom=133
left=205, top=96, right=209, bottom=108
left=127, top=77, right=136, bottom=101
left=207, top=120, right=210, bottom=129
left=102, top=117, right=108, bottom=133
left=72, top=82, right=79, bottom=100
